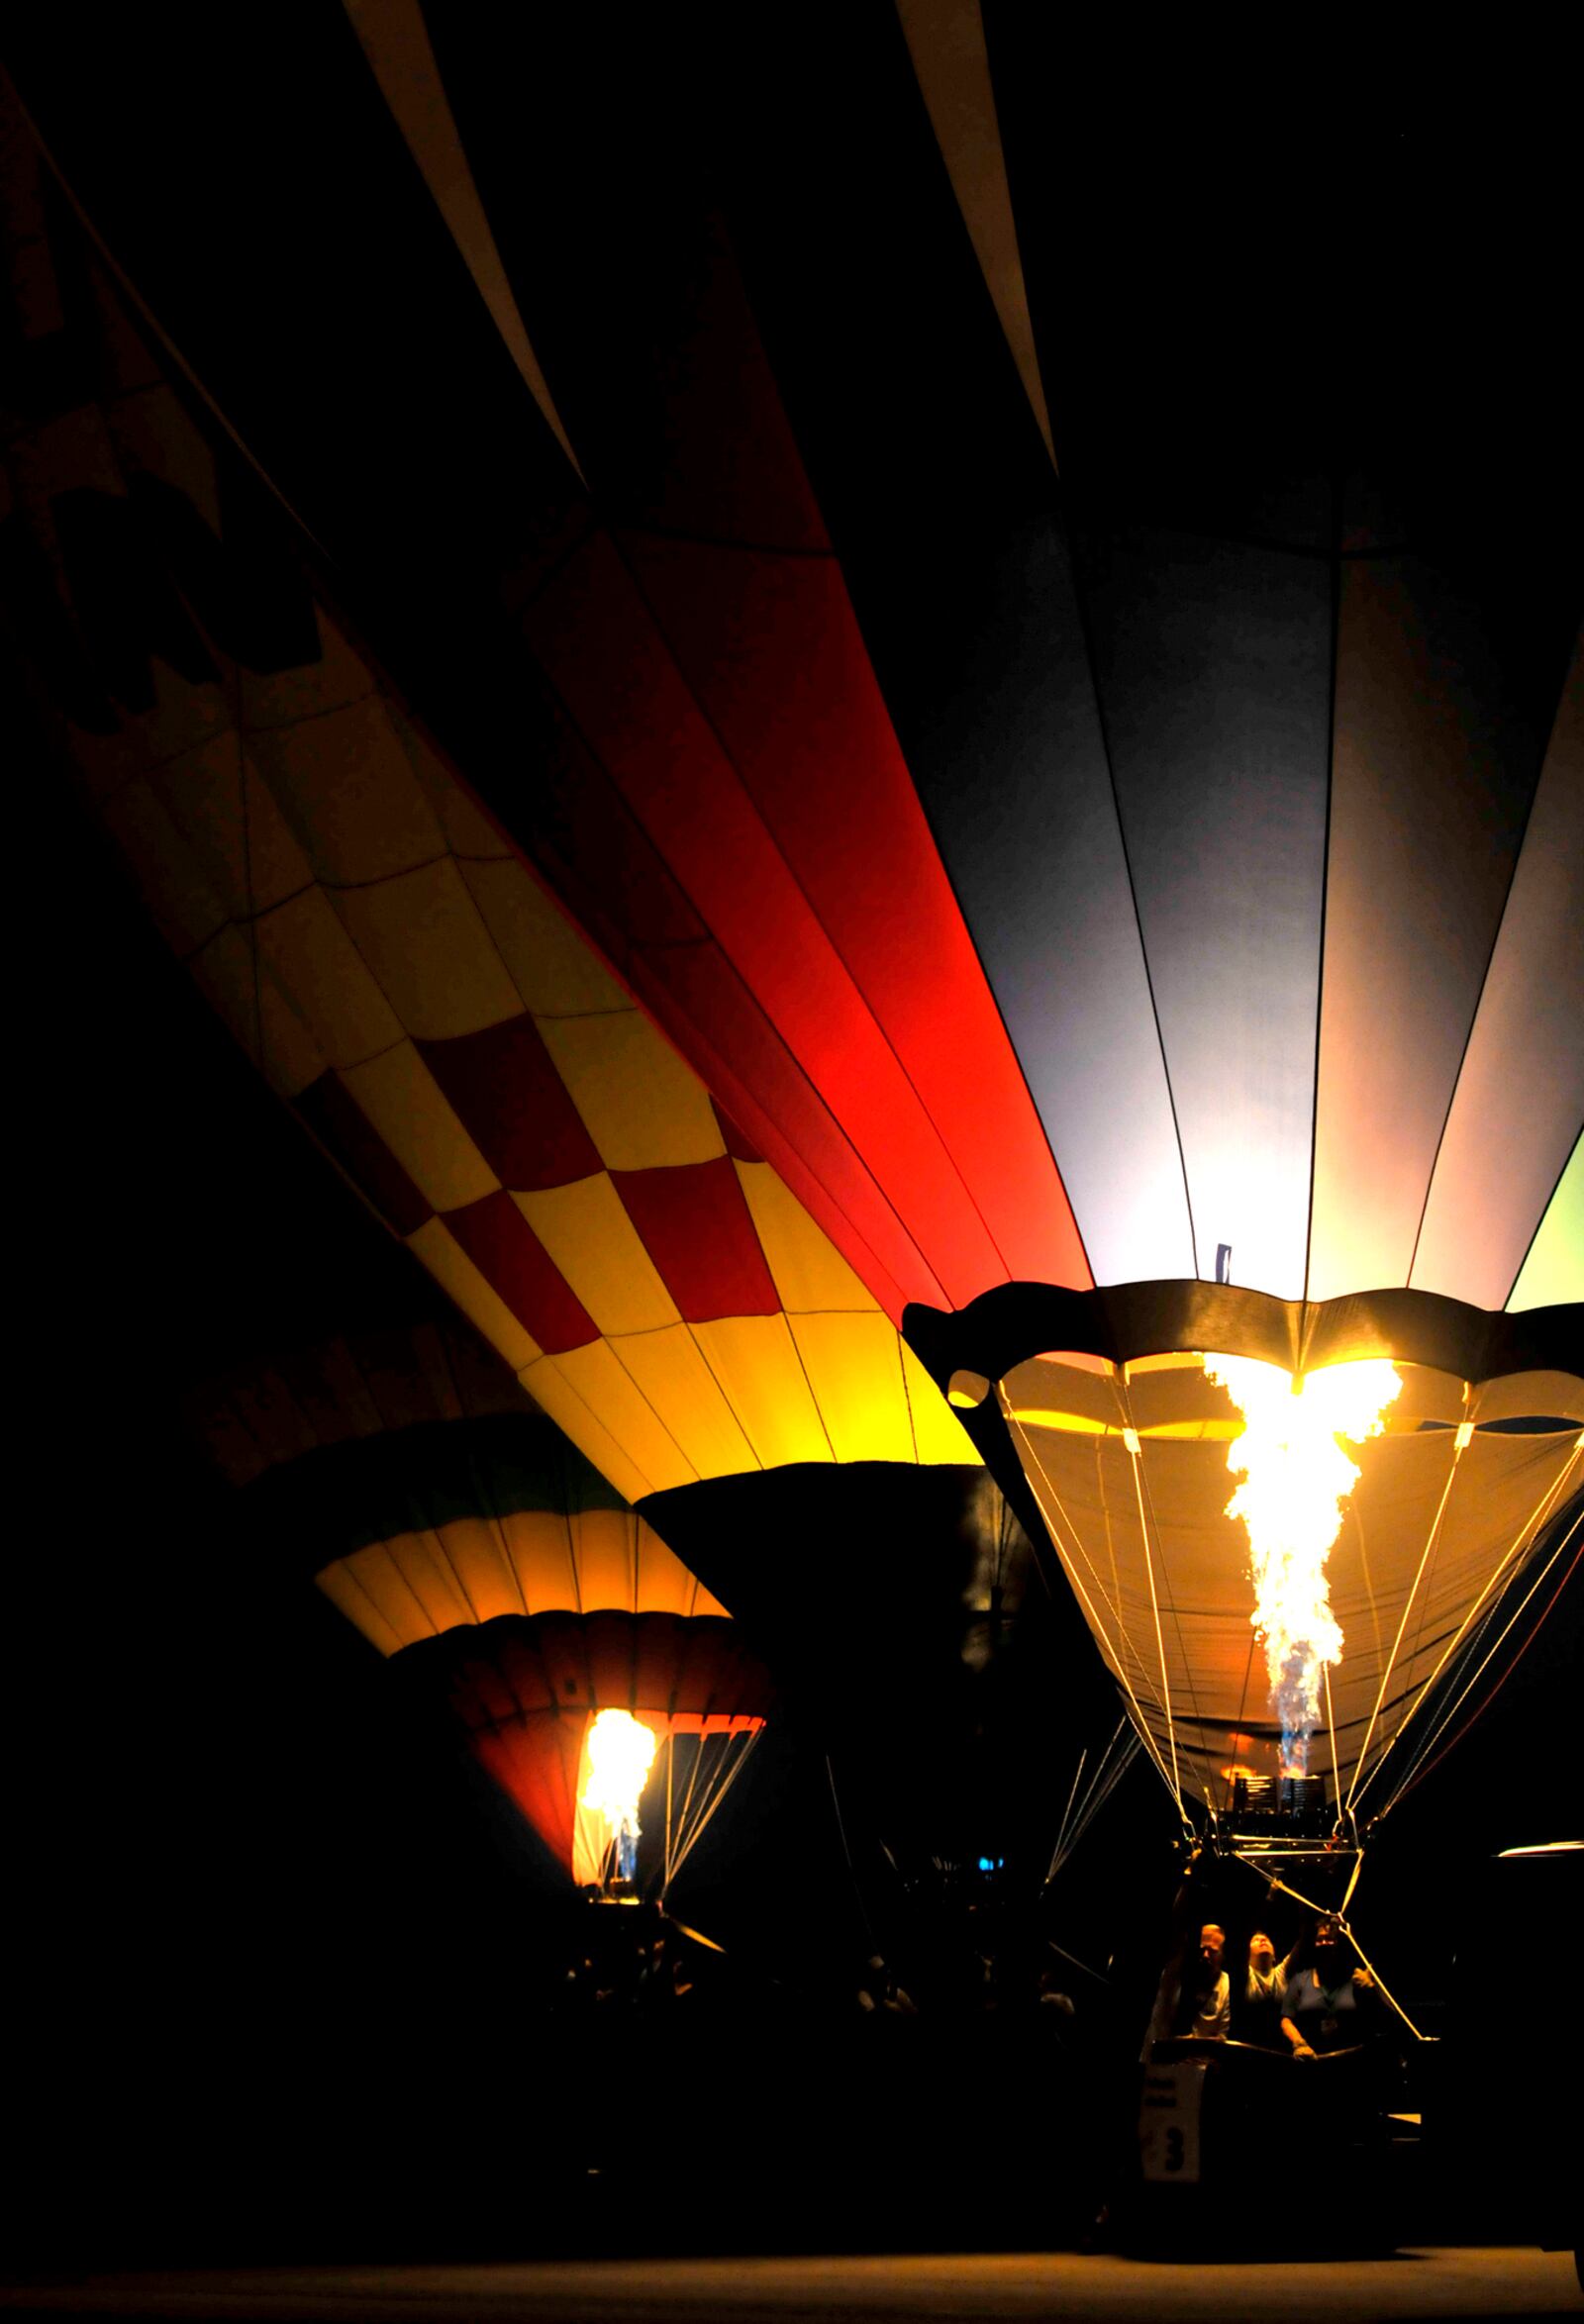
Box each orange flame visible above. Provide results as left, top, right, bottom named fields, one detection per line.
left=1204, top=1355, right=1402, bottom=1775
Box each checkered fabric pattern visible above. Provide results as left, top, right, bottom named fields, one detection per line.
left=5, top=164, right=974, bottom=1507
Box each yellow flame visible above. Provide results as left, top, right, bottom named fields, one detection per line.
left=580, top=1708, right=659, bottom=1831
left=1204, top=1355, right=1402, bottom=1775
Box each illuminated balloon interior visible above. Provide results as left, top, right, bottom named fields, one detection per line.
left=580, top=1710, right=660, bottom=1886
left=1203, top=1356, right=1403, bottom=1775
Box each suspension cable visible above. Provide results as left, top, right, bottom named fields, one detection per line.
left=1345, top=1431, right=1466, bottom=1812
left=1375, top=1504, right=1581, bottom=1816
left=1006, top=1404, right=1184, bottom=1807
left=1350, top=1443, right=1581, bottom=1818
left=1238, top=1857, right=1428, bottom=2043
left=1126, top=1430, right=1185, bottom=1820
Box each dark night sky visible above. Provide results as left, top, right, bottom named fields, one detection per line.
left=3, top=56, right=1579, bottom=2273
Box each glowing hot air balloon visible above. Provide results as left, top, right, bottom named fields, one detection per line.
left=193, top=1313, right=770, bottom=1892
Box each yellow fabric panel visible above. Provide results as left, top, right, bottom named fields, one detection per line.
left=735, top=1159, right=876, bottom=1313
left=689, top=1312, right=835, bottom=1468
left=104, top=380, right=223, bottom=533
left=530, top=1341, right=697, bottom=1498
left=99, top=777, right=228, bottom=957
left=789, top=1313, right=916, bottom=1463
left=254, top=886, right=403, bottom=1065
left=518, top=1354, right=662, bottom=1509
left=611, top=1324, right=758, bottom=1481
left=901, top=1338, right=980, bottom=1464
left=1012, top=1414, right=1583, bottom=1811
left=332, top=857, right=524, bottom=1038
left=395, top=707, right=510, bottom=861
left=405, top=1216, right=541, bottom=1370
left=634, top=1521, right=704, bottom=1615
left=343, top=1042, right=497, bottom=1210
left=1003, top=1356, right=1120, bottom=1432
left=323, top=1542, right=438, bottom=1651
left=1475, top=1371, right=1584, bottom=1425
left=538, top=1009, right=724, bottom=1169
left=316, top=1561, right=405, bottom=1658
left=240, top=606, right=374, bottom=731
left=569, top=1504, right=642, bottom=1610
left=459, top=856, right=631, bottom=1017
left=252, top=695, right=445, bottom=885
left=687, top=1577, right=731, bottom=1619
left=381, top=1529, right=483, bottom=1632
left=429, top=1513, right=529, bottom=1626
left=153, top=737, right=316, bottom=920
left=501, top=1507, right=580, bottom=1611
left=515, top=1176, right=678, bottom=1335
left=188, top=923, right=326, bottom=1097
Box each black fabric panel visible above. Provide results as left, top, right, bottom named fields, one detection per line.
left=243, top=1412, right=630, bottom=1576
left=398, top=1610, right=770, bottom=1724
left=904, top=1282, right=1584, bottom=1396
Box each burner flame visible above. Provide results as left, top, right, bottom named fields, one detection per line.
left=1204, top=1355, right=1402, bottom=1775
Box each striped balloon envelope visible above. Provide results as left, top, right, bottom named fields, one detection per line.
left=193, top=1312, right=769, bottom=1891
left=8, top=10, right=1575, bottom=1332
left=6, top=22, right=1579, bottom=1832
left=0, top=107, right=973, bottom=1519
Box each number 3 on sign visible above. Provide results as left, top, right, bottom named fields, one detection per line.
left=1138, top=2060, right=1206, bottom=2183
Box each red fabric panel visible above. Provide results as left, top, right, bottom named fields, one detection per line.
left=710, top=1097, right=762, bottom=1165
left=629, top=929, right=934, bottom=1315
left=419, top=1016, right=602, bottom=1192
left=445, top=1188, right=597, bottom=1355
left=510, top=682, right=939, bottom=1315
left=612, top=1156, right=780, bottom=1321
left=632, top=1616, right=683, bottom=1716
left=351, top=1328, right=447, bottom=1434
left=296, top=1071, right=431, bottom=1236
left=473, top=1709, right=585, bottom=1876
left=623, top=531, right=1091, bottom=1291
left=584, top=1609, right=641, bottom=1709
left=524, top=533, right=1014, bottom=1306
left=532, top=1615, right=593, bottom=1710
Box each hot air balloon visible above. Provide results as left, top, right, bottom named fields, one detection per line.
left=193, top=1309, right=770, bottom=1895
left=5, top=16, right=1578, bottom=1880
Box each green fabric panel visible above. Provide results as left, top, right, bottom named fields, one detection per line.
left=1510, top=1134, right=1584, bottom=1310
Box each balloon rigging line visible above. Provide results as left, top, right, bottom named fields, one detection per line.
left=1344, top=1432, right=1467, bottom=1813
left=1005, top=1407, right=1181, bottom=1807
left=1323, top=1662, right=1339, bottom=1814
left=664, top=1728, right=677, bottom=1892
left=1373, top=1490, right=1581, bottom=1818
left=1298, top=472, right=1344, bottom=1308
left=1222, top=1627, right=1258, bottom=1824
left=1043, top=1935, right=1111, bottom=1987
left=1237, top=1856, right=1427, bottom=2043
left=1115, top=1374, right=1209, bottom=1749
left=1351, top=1443, right=1581, bottom=1818
left=1126, top=1434, right=1185, bottom=1820
left=1006, top=1405, right=1170, bottom=1743
left=1380, top=1520, right=1551, bottom=1810
left=1048, top=1748, right=1086, bottom=1884
left=667, top=1727, right=764, bottom=1889
left=824, top=1753, right=876, bottom=1951
left=1047, top=1719, right=1140, bottom=1881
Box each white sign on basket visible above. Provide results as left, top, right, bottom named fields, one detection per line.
left=1138, top=2058, right=1207, bottom=2183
